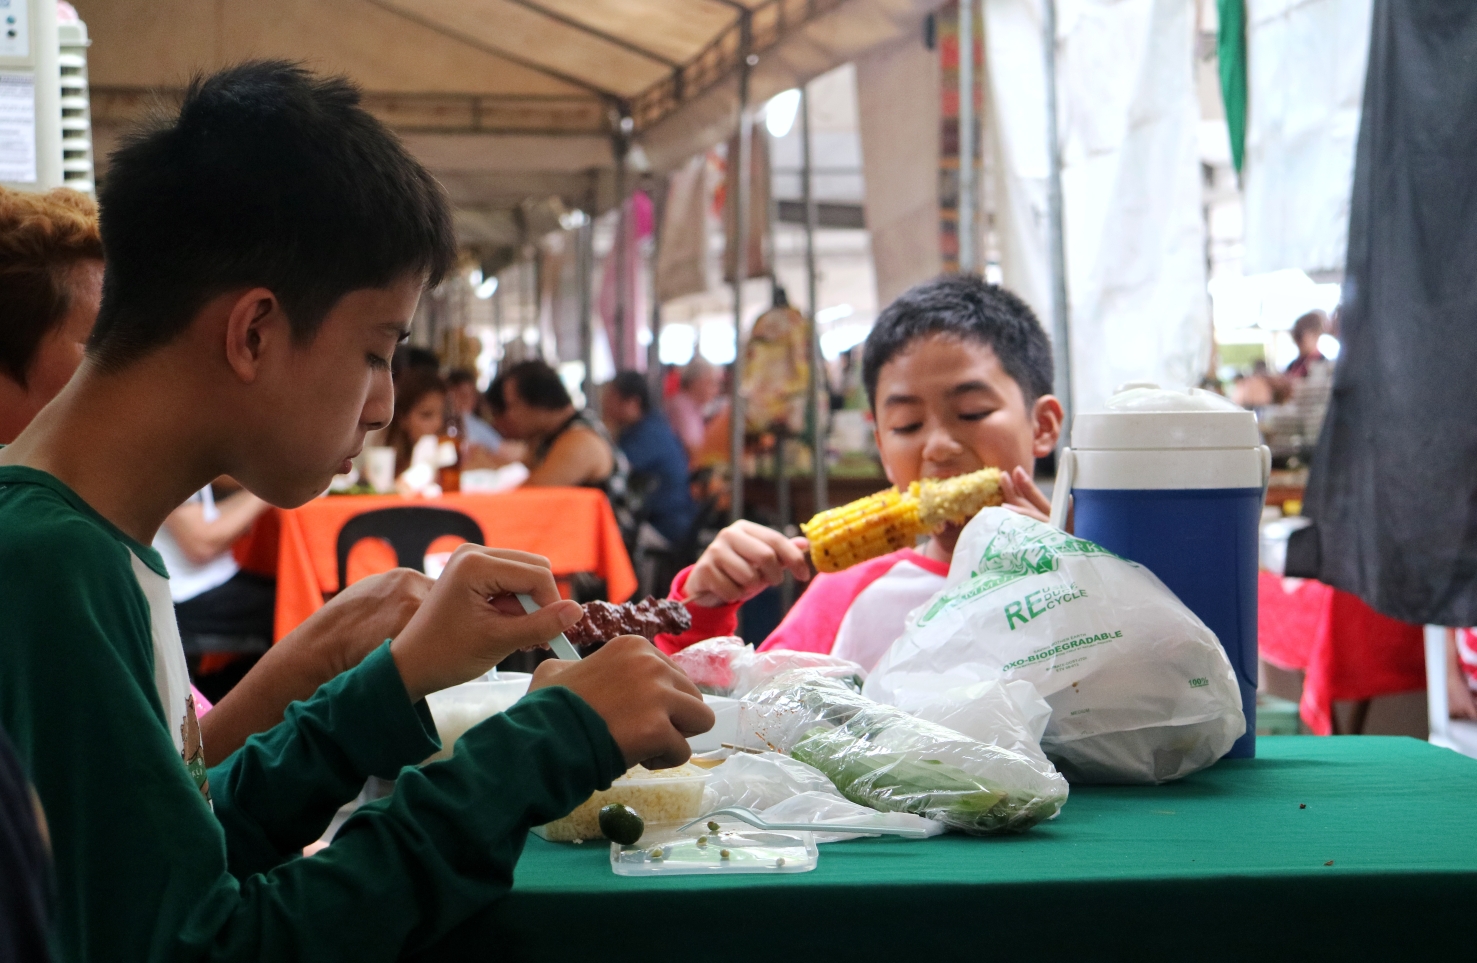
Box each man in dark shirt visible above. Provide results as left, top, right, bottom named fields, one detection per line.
left=602, top=372, right=698, bottom=546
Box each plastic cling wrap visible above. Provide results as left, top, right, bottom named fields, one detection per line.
left=741, top=672, right=1068, bottom=834
left=672, top=636, right=865, bottom=698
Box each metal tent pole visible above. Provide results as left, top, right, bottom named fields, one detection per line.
left=613, top=128, right=631, bottom=373
left=958, top=0, right=976, bottom=274
left=577, top=218, right=595, bottom=411
left=492, top=269, right=504, bottom=373
left=729, top=19, right=754, bottom=523
left=579, top=175, right=598, bottom=413
left=801, top=83, right=827, bottom=514
left=1042, top=0, right=1073, bottom=442
left=648, top=175, right=667, bottom=394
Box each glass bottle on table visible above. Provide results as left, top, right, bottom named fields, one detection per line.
left=437, top=417, right=462, bottom=494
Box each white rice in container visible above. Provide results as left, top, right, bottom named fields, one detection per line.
left=536, top=764, right=709, bottom=842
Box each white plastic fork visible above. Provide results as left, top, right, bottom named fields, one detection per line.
left=515, top=593, right=582, bottom=661
left=679, top=806, right=932, bottom=839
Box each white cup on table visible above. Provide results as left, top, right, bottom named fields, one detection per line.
left=363, top=446, right=397, bottom=493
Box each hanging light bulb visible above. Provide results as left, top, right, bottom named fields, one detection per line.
left=765, top=89, right=801, bottom=138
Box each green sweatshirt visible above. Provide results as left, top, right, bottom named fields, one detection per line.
left=0, top=466, right=627, bottom=962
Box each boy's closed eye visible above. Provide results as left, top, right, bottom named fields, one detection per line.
left=957, top=409, right=995, bottom=422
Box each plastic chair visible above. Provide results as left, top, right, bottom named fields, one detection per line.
left=1424, top=625, right=1477, bottom=759
left=335, top=506, right=485, bottom=589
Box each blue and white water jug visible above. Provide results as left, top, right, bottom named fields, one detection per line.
left=1049, top=383, right=1270, bottom=758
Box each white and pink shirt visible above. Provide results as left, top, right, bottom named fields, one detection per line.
left=657, top=549, right=949, bottom=672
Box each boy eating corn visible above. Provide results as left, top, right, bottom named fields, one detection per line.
left=657, top=276, right=1064, bottom=671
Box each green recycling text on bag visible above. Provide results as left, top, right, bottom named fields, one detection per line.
left=866, top=508, right=1245, bottom=784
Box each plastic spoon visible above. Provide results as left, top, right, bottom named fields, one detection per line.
left=515, top=593, right=582, bottom=661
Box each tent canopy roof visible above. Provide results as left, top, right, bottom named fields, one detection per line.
left=77, top=0, right=938, bottom=246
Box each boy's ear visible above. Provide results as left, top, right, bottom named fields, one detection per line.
left=1030, top=394, right=1065, bottom=458
left=223, top=288, right=284, bottom=385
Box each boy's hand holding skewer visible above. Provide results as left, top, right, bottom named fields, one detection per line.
left=391, top=544, right=712, bottom=768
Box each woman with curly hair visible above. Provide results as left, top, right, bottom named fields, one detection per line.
left=0, top=187, right=104, bottom=443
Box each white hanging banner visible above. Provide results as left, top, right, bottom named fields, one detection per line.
left=0, top=71, right=37, bottom=184
left=1243, top=0, right=1374, bottom=278
left=985, top=0, right=1211, bottom=416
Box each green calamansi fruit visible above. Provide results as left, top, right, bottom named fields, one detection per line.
left=598, top=803, right=645, bottom=846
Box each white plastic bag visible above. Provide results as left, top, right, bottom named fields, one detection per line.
left=700, top=752, right=943, bottom=841
left=864, top=667, right=1053, bottom=760
left=867, top=509, right=1245, bottom=784
left=741, top=671, right=1068, bottom=834
left=701, top=750, right=843, bottom=811
left=673, top=636, right=865, bottom=698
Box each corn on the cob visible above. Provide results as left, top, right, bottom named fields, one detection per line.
left=916, top=468, right=1004, bottom=530
left=800, top=468, right=1003, bottom=573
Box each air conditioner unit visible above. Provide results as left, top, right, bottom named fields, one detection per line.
left=56, top=3, right=92, bottom=194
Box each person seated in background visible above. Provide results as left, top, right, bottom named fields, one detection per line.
left=446, top=366, right=521, bottom=468
left=1284, top=310, right=1328, bottom=379
left=0, top=187, right=103, bottom=446
left=152, top=477, right=274, bottom=699
left=384, top=366, right=447, bottom=476
left=487, top=360, right=628, bottom=494
left=656, top=275, right=1062, bottom=671
left=390, top=343, right=440, bottom=380
left=0, top=149, right=440, bottom=771
left=1230, top=359, right=1278, bottom=409
left=666, top=357, right=722, bottom=459
left=602, top=371, right=698, bottom=547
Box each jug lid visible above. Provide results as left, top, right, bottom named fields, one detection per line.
left=1073, top=382, right=1260, bottom=450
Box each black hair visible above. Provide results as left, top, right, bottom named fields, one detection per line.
left=490, top=360, right=572, bottom=412
left=444, top=366, right=477, bottom=388
left=608, top=370, right=650, bottom=414
left=392, top=345, right=441, bottom=380
left=1291, top=310, right=1326, bottom=345
left=88, top=61, right=456, bottom=369
left=862, top=275, right=1054, bottom=409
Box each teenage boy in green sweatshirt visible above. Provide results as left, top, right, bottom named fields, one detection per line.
left=0, top=61, right=714, bottom=963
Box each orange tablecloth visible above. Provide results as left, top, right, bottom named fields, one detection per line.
left=261, top=490, right=635, bottom=641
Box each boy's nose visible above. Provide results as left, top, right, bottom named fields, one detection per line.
left=921, top=423, right=965, bottom=460
left=363, top=376, right=394, bottom=431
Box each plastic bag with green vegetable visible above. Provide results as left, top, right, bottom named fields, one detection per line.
left=741, top=671, right=1068, bottom=834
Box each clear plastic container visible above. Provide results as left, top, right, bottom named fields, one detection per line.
left=424, top=672, right=532, bottom=762
left=609, top=823, right=818, bottom=876
left=533, top=764, right=709, bottom=842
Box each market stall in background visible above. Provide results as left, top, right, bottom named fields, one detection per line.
left=4, top=0, right=1477, bottom=956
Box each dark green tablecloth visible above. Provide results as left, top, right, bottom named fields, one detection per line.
left=420, top=737, right=1475, bottom=960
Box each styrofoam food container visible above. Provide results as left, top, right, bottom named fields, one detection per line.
left=424, top=672, right=532, bottom=762
left=687, top=694, right=740, bottom=753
